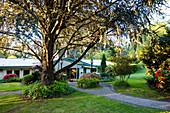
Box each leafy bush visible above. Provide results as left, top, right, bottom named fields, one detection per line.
left=3, top=74, right=18, bottom=80
left=22, top=74, right=34, bottom=84
left=100, top=77, right=115, bottom=82
left=32, top=72, right=41, bottom=82
left=22, top=72, right=41, bottom=84
left=80, top=73, right=101, bottom=80
left=76, top=78, right=100, bottom=89
left=5, top=77, right=22, bottom=82
left=145, top=67, right=170, bottom=93
left=22, top=80, right=75, bottom=99
left=114, top=81, right=130, bottom=88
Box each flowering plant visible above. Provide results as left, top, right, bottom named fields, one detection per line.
left=145, top=66, right=170, bottom=92
left=3, top=74, right=18, bottom=80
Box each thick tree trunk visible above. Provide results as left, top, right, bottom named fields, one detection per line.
left=41, top=34, right=55, bottom=85
left=41, top=58, right=54, bottom=85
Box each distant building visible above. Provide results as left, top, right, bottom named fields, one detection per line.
left=0, top=58, right=39, bottom=79
left=81, top=59, right=115, bottom=66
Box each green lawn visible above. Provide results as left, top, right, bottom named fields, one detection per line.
left=112, top=69, right=169, bottom=99
left=0, top=82, right=28, bottom=92
left=0, top=91, right=166, bottom=113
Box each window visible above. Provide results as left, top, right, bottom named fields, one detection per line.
left=7, top=70, right=12, bottom=74
left=24, top=70, right=30, bottom=76
left=14, top=70, right=20, bottom=77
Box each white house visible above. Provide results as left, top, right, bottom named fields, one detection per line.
left=81, top=59, right=115, bottom=66
left=0, top=57, right=114, bottom=80
left=0, top=58, right=40, bottom=79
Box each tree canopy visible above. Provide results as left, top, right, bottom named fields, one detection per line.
left=0, top=0, right=166, bottom=85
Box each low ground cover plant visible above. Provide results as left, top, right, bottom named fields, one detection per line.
left=114, top=81, right=130, bottom=88
left=100, top=77, right=115, bottom=82
left=76, top=78, right=100, bottom=88
left=22, top=80, right=75, bottom=99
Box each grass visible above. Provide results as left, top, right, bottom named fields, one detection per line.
left=112, top=69, right=170, bottom=99
left=0, top=82, right=28, bottom=92
left=0, top=91, right=166, bottom=113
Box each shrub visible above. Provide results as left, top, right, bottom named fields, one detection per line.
left=100, top=77, right=115, bottom=82
left=5, top=77, right=22, bottom=82
left=114, top=81, right=130, bottom=88
left=32, top=72, right=41, bottom=82
left=22, top=74, right=34, bottom=84
left=3, top=74, right=18, bottom=80
left=145, top=67, right=170, bottom=93
left=22, top=72, right=41, bottom=84
left=80, top=73, right=101, bottom=80
left=77, top=78, right=100, bottom=89
left=106, top=56, right=136, bottom=82
left=22, top=80, right=75, bottom=99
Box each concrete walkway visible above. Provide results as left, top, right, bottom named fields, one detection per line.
left=0, top=90, right=22, bottom=95
left=68, top=82, right=170, bottom=111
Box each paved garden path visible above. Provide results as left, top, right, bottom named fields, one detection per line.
left=0, top=82, right=170, bottom=111
left=0, top=90, right=22, bottom=95
left=68, top=82, right=170, bottom=111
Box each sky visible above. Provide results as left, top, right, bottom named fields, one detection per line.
left=152, top=1, right=170, bottom=24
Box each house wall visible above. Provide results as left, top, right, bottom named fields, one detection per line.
left=55, top=61, right=84, bottom=78
left=0, top=68, right=33, bottom=79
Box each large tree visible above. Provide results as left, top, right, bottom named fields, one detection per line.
left=0, top=0, right=166, bottom=85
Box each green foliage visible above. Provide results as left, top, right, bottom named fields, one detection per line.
left=139, top=23, right=170, bottom=69
left=100, top=77, right=115, bottom=82
left=22, top=72, right=41, bottom=84
left=32, top=72, right=41, bottom=82
left=22, top=74, right=34, bottom=84
left=22, top=81, right=75, bottom=99
left=101, top=54, right=107, bottom=72
left=107, top=56, right=137, bottom=82
left=77, top=78, right=100, bottom=89
left=80, top=73, right=101, bottom=80
left=140, top=44, right=170, bottom=69
left=114, top=81, right=130, bottom=88
left=3, top=77, right=22, bottom=83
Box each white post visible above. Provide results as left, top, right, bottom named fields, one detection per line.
left=12, top=70, right=14, bottom=74
left=20, top=70, right=23, bottom=78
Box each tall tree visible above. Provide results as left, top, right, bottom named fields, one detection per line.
left=101, top=54, right=107, bottom=72
left=0, top=0, right=166, bottom=85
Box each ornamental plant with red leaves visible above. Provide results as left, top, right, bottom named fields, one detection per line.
left=3, top=74, right=18, bottom=80
left=145, top=66, right=170, bottom=93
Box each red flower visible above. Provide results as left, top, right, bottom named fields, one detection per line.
left=160, top=78, right=163, bottom=81
left=157, top=69, right=160, bottom=72
left=155, top=72, right=159, bottom=77
left=156, top=83, right=159, bottom=86
left=167, top=67, right=170, bottom=70
left=160, top=73, right=164, bottom=76
left=3, top=74, right=18, bottom=80
left=158, top=84, right=162, bottom=86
